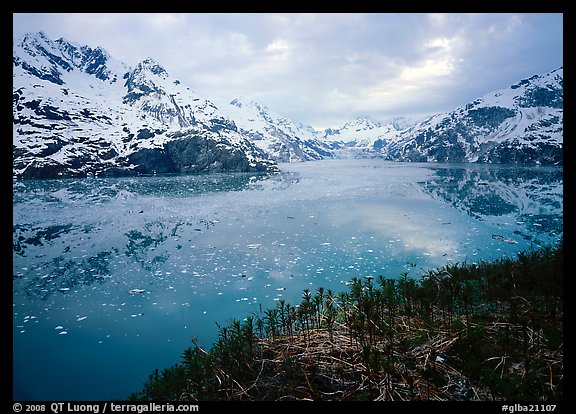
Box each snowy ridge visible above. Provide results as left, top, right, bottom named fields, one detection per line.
left=383, top=67, right=563, bottom=164
left=220, top=98, right=332, bottom=162
left=13, top=32, right=275, bottom=179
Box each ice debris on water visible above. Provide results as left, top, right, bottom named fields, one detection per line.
left=491, top=234, right=518, bottom=244
left=128, top=289, right=145, bottom=294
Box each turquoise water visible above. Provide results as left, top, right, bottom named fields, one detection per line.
left=12, top=159, right=563, bottom=400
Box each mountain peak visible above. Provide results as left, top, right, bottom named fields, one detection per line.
left=230, top=97, right=266, bottom=111
left=347, top=118, right=382, bottom=129
left=230, top=97, right=244, bottom=108
left=13, top=31, right=128, bottom=85
left=135, top=58, right=168, bottom=78
left=18, top=31, right=50, bottom=45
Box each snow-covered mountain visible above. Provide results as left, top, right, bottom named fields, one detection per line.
left=382, top=67, right=563, bottom=164
left=219, top=98, right=333, bottom=162
left=13, top=32, right=563, bottom=178
left=13, top=32, right=276, bottom=179
left=322, top=118, right=404, bottom=157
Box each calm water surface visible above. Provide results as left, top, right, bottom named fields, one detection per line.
left=12, top=159, right=563, bottom=400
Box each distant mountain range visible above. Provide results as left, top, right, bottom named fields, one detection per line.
left=13, top=32, right=563, bottom=179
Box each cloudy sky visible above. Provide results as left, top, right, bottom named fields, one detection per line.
left=13, top=13, right=563, bottom=129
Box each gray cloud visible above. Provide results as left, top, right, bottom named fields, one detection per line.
left=13, top=13, right=563, bottom=129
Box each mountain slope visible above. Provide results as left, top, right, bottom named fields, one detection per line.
left=381, top=67, right=563, bottom=164
left=13, top=32, right=276, bottom=179
left=219, top=98, right=333, bottom=162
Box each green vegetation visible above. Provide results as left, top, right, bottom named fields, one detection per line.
left=129, top=240, right=563, bottom=401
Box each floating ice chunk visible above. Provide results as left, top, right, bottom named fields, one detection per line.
left=55, top=326, right=64, bottom=330
left=59, top=331, right=68, bottom=335
left=247, top=243, right=261, bottom=249
left=76, top=316, right=87, bottom=321
left=128, top=289, right=145, bottom=294
left=59, top=288, right=70, bottom=292
left=491, top=234, right=518, bottom=244
left=276, top=287, right=286, bottom=291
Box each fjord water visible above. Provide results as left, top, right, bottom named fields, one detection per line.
left=13, top=159, right=563, bottom=400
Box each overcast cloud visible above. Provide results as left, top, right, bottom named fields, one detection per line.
left=13, top=13, right=563, bottom=129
